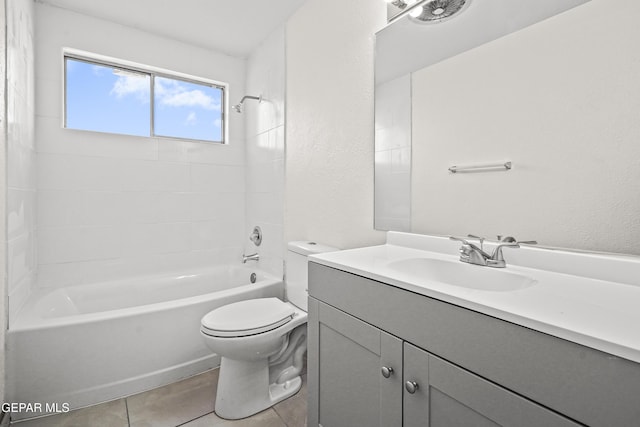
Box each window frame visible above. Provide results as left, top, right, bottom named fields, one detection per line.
left=63, top=49, right=228, bottom=144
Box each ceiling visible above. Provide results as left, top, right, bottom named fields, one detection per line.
left=37, top=0, right=308, bottom=58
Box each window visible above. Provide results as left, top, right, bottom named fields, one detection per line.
left=64, top=54, right=226, bottom=143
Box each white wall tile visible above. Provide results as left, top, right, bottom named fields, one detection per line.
left=37, top=189, right=84, bottom=227
left=8, top=275, right=33, bottom=321
left=7, top=188, right=36, bottom=240
left=8, top=232, right=36, bottom=293
left=6, top=0, right=36, bottom=324
left=245, top=27, right=286, bottom=279
left=36, top=262, right=84, bottom=288
left=190, top=164, right=245, bottom=193
left=121, top=222, right=191, bottom=257
left=37, top=116, right=159, bottom=161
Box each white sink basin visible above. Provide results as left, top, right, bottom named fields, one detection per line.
left=386, top=258, right=536, bottom=292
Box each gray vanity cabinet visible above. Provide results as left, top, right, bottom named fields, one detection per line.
left=308, top=297, right=579, bottom=427
left=308, top=262, right=640, bottom=427
left=307, top=298, right=403, bottom=427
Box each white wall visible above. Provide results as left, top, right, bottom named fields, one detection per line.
left=6, top=0, right=36, bottom=322
left=0, top=0, right=6, bottom=410
left=245, top=26, right=286, bottom=277
left=285, top=0, right=386, bottom=249
left=35, top=4, right=248, bottom=288
left=411, top=0, right=640, bottom=254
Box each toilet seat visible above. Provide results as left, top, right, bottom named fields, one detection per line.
left=201, top=298, right=295, bottom=338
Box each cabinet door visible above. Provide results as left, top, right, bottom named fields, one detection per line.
left=308, top=299, right=403, bottom=427
left=403, top=343, right=580, bottom=427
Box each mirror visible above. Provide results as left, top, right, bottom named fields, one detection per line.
left=374, top=0, right=640, bottom=256
left=385, top=0, right=416, bottom=22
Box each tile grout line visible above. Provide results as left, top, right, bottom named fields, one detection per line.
left=272, top=407, right=289, bottom=427
left=125, top=398, right=131, bottom=427
left=174, top=409, right=216, bottom=427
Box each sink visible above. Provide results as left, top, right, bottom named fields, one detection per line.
left=386, top=258, right=536, bottom=292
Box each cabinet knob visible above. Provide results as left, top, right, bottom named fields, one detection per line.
left=405, top=380, right=419, bottom=394
left=381, top=366, right=394, bottom=378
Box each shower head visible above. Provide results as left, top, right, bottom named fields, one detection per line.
left=231, top=95, right=262, bottom=113
left=410, top=0, right=470, bottom=24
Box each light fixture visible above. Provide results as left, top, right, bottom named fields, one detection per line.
left=409, top=0, right=471, bottom=24
left=409, top=5, right=424, bottom=18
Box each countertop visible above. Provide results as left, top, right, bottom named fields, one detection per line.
left=309, top=232, right=640, bottom=364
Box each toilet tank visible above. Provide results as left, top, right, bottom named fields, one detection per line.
left=286, top=241, right=338, bottom=311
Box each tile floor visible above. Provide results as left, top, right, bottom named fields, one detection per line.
left=12, top=368, right=307, bottom=427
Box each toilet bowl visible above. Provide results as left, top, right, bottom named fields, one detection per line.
left=200, top=241, right=338, bottom=420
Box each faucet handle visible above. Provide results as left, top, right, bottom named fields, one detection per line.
left=517, top=240, right=538, bottom=245
left=449, top=236, right=471, bottom=245
left=498, top=235, right=537, bottom=245
left=467, top=234, right=485, bottom=251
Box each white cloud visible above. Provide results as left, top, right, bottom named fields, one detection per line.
left=155, top=78, right=221, bottom=111
left=185, top=111, right=197, bottom=126
left=92, top=65, right=107, bottom=76
left=110, top=73, right=150, bottom=102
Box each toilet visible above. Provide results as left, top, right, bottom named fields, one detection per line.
left=200, top=241, right=338, bottom=420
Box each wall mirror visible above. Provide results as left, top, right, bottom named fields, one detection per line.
left=374, top=0, right=640, bottom=256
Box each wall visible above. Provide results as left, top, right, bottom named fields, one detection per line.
left=35, top=4, right=248, bottom=289
left=411, top=0, right=640, bottom=254
left=6, top=0, right=36, bottom=322
left=3, top=0, right=36, bottom=410
left=285, top=0, right=386, bottom=249
left=0, top=0, right=6, bottom=412
left=245, top=26, right=285, bottom=277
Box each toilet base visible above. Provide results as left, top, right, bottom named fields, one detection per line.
left=214, top=356, right=302, bottom=420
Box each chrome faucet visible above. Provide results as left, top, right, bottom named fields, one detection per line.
left=242, top=253, right=260, bottom=263
left=449, top=235, right=536, bottom=268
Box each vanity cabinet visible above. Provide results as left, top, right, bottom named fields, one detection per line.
left=308, top=300, right=402, bottom=427
left=307, top=262, right=640, bottom=427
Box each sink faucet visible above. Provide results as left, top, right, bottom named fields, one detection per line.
left=242, top=253, right=260, bottom=263
left=449, top=235, right=535, bottom=268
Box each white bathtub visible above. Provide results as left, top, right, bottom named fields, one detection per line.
left=7, top=265, right=283, bottom=420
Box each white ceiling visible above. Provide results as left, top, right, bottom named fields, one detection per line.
left=37, top=0, right=308, bottom=58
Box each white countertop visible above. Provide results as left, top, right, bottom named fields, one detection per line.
left=309, top=232, right=640, bottom=364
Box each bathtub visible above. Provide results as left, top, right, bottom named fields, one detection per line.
left=7, top=265, right=283, bottom=420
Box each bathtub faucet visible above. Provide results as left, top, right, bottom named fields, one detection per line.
left=242, top=253, right=260, bottom=263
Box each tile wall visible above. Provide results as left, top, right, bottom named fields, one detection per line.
left=34, top=4, right=247, bottom=289
left=6, top=0, right=36, bottom=322
left=245, top=26, right=286, bottom=278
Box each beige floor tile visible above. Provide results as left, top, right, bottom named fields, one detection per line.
left=12, top=399, right=128, bottom=427
left=127, top=369, right=219, bottom=427
left=273, top=375, right=307, bottom=427
left=182, top=409, right=286, bottom=427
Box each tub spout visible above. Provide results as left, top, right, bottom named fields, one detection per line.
left=242, top=253, right=260, bottom=263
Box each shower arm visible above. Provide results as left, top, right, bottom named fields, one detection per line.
left=231, top=94, right=262, bottom=113
left=238, top=95, right=261, bottom=104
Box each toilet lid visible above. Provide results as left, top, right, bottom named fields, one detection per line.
left=201, top=298, right=295, bottom=338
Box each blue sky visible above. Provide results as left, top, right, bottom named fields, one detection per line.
left=65, top=59, right=223, bottom=142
